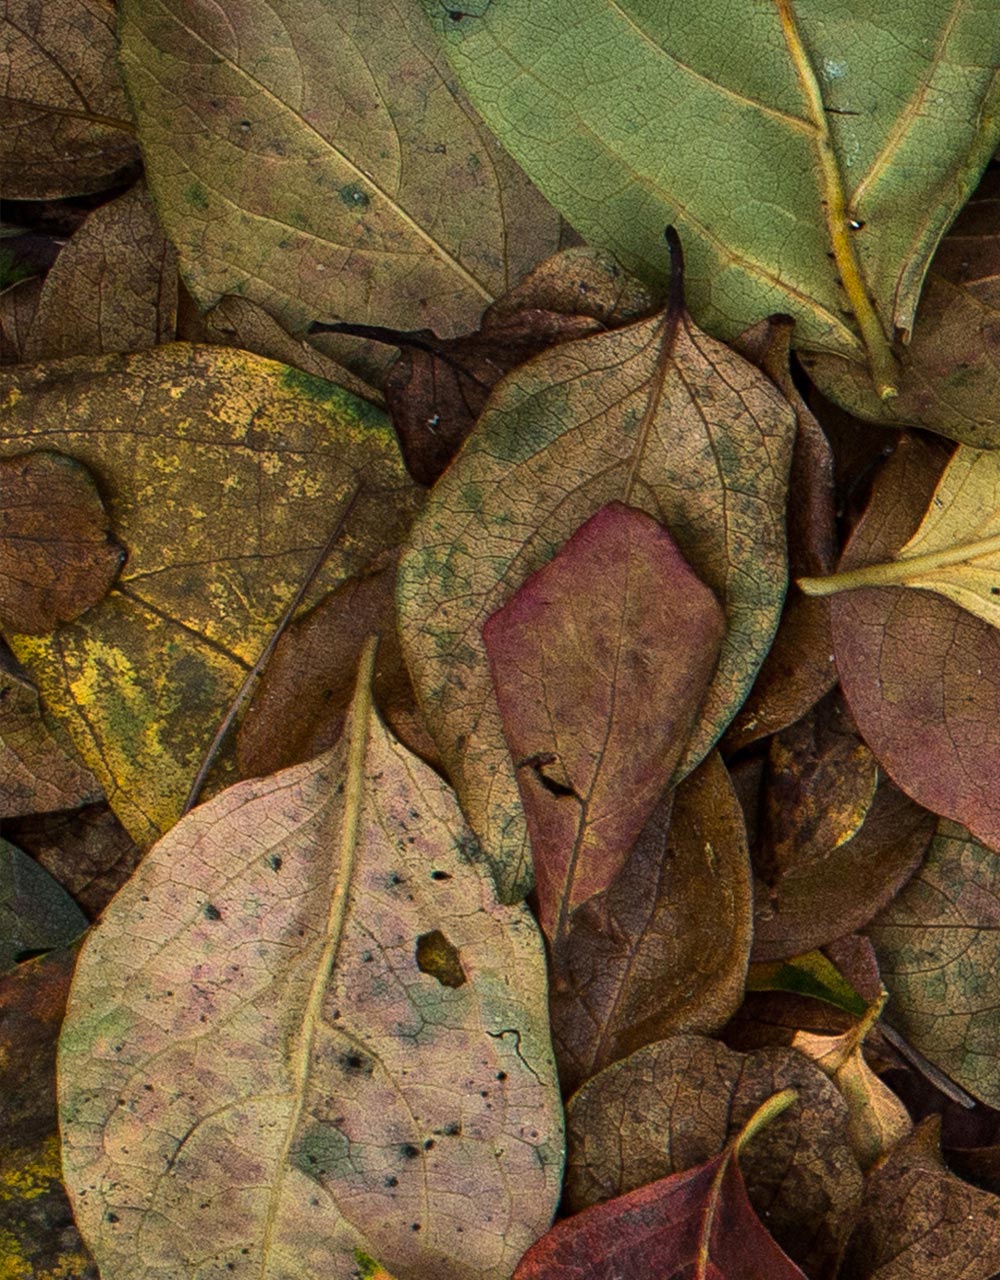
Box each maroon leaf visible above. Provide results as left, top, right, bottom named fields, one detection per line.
left=483, top=502, right=725, bottom=945
left=514, top=1090, right=806, bottom=1280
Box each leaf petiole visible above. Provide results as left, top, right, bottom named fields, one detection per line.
left=798, top=532, right=1000, bottom=596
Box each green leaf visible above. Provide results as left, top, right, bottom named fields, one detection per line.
left=118, top=0, right=559, bottom=340
left=423, top=0, right=1000, bottom=392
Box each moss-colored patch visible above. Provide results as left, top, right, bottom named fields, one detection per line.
left=183, top=182, right=209, bottom=210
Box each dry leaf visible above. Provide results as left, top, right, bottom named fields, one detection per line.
left=484, top=502, right=725, bottom=944
left=59, top=644, right=563, bottom=1279
left=0, top=839, right=88, bottom=973
left=399, top=239, right=796, bottom=899
left=0, top=276, right=43, bottom=364
left=0, top=450, right=124, bottom=634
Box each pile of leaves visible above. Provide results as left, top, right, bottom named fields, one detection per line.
left=4, top=1, right=1000, bottom=1277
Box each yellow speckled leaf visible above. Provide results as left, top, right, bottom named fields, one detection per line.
left=0, top=345, right=421, bottom=844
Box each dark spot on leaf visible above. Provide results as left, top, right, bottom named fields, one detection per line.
left=423, top=1139, right=435, bottom=1150
left=106, top=1212, right=119, bottom=1223
left=269, top=854, right=282, bottom=871
left=401, top=1144, right=420, bottom=1159
left=411, top=1222, right=421, bottom=1231
left=496, top=1071, right=507, bottom=1081
left=385, top=1175, right=399, bottom=1187
left=430, top=870, right=451, bottom=881
left=415, top=930, right=467, bottom=988
left=338, top=1052, right=373, bottom=1075
left=204, top=903, right=222, bottom=921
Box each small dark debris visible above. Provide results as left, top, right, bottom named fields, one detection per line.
left=423, top=1139, right=435, bottom=1150
left=203, top=903, right=222, bottom=921
left=430, top=870, right=451, bottom=881
left=411, top=1222, right=421, bottom=1232
left=496, top=1071, right=507, bottom=1081
left=106, top=1212, right=119, bottom=1223
left=401, top=1144, right=420, bottom=1159
left=385, top=1175, right=399, bottom=1187
left=268, top=854, right=283, bottom=872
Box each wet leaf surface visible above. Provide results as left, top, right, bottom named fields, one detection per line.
left=549, top=751, right=752, bottom=1096
left=23, top=181, right=178, bottom=361
left=866, top=819, right=1000, bottom=1108
left=0, top=839, right=88, bottom=973
left=484, top=502, right=725, bottom=944
left=118, top=0, right=559, bottom=339
left=564, top=1033, right=863, bottom=1277
left=1, top=0, right=139, bottom=199
left=0, top=345, right=422, bottom=843
left=0, top=450, right=125, bottom=634
left=400, top=248, right=796, bottom=899
left=59, top=646, right=563, bottom=1279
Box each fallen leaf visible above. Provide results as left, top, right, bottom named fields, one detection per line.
left=22, top=181, right=178, bottom=361
left=866, top=818, right=1000, bottom=1108
left=0, top=949, right=98, bottom=1280
left=4, top=803, right=143, bottom=919
left=353, top=1252, right=399, bottom=1280
left=58, top=642, right=563, bottom=1279
left=793, top=994, right=913, bottom=1169
left=399, top=239, right=796, bottom=899
left=838, top=1118, right=1000, bottom=1280
left=118, top=0, right=559, bottom=339
left=0, top=344, right=422, bottom=843
left=483, top=502, right=725, bottom=944
left=0, top=0, right=139, bottom=199
left=817, top=432, right=1000, bottom=848
left=564, top=1033, right=863, bottom=1277
left=548, top=750, right=752, bottom=1096
left=0, top=276, right=42, bottom=364
left=746, top=949, right=868, bottom=1017
left=0, top=643, right=102, bottom=818
left=238, top=555, right=439, bottom=780
left=486, top=246, right=660, bottom=328
left=514, top=1089, right=806, bottom=1280
left=801, top=167, right=1000, bottom=448
left=0, top=839, right=88, bottom=973
left=424, top=0, right=1000, bottom=391
left=0, top=450, right=125, bottom=634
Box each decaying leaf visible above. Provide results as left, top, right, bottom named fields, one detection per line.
left=0, top=949, right=98, bottom=1280
left=0, top=345, right=422, bottom=844
left=819, top=433, right=1000, bottom=849
left=118, top=0, right=559, bottom=340
left=802, top=167, right=1000, bottom=448
left=514, top=1090, right=806, bottom=1280
left=838, top=1119, right=1000, bottom=1280
left=866, top=819, right=1000, bottom=1109
left=423, top=0, right=1000, bottom=392
left=400, top=239, right=796, bottom=899
left=0, top=276, right=43, bottom=364
left=0, top=0, right=139, bottom=199
left=0, top=450, right=124, bottom=634
left=23, top=181, right=178, bottom=361
left=59, top=643, right=563, bottom=1279
left=0, top=643, right=102, bottom=818
left=484, top=502, right=725, bottom=944
left=564, top=1033, right=862, bottom=1277
left=792, top=995, right=912, bottom=1170
left=0, top=839, right=88, bottom=973
left=238, top=555, right=439, bottom=780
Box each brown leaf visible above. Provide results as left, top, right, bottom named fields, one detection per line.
left=838, top=1119, right=1000, bottom=1280
left=4, top=803, right=142, bottom=918
left=724, top=318, right=838, bottom=752
left=827, top=433, right=1000, bottom=848
left=565, top=1033, right=863, bottom=1277
left=237, top=555, right=439, bottom=779
left=0, top=277, right=43, bottom=364
left=483, top=502, right=725, bottom=943
left=549, top=750, right=752, bottom=1096
left=0, top=949, right=98, bottom=1279
left=486, top=245, right=660, bottom=328
left=0, top=451, right=124, bottom=634
left=0, top=0, right=139, bottom=199
left=514, top=1091, right=806, bottom=1280
left=802, top=168, right=1000, bottom=449
left=23, top=181, right=178, bottom=360
left=0, top=643, right=102, bottom=818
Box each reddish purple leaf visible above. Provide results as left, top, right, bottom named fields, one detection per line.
left=483, top=502, right=725, bottom=944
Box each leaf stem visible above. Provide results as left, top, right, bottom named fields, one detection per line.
left=774, top=0, right=898, bottom=399
left=734, top=1087, right=799, bottom=1155
left=798, top=531, right=1000, bottom=597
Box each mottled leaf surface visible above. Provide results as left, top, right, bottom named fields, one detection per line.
left=0, top=450, right=124, bottom=634
left=0, top=0, right=139, bottom=198
left=423, top=0, right=1000, bottom=377
left=0, top=345, right=421, bottom=843
left=866, top=819, right=1000, bottom=1108
left=484, top=502, right=724, bottom=943
left=400, top=277, right=795, bottom=899
left=118, top=0, right=559, bottom=339
left=549, top=751, right=752, bottom=1096
left=59, top=650, right=563, bottom=1279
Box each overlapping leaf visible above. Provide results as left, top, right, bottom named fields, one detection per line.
left=0, top=840, right=87, bottom=973
left=118, top=0, right=559, bottom=340
left=399, top=252, right=796, bottom=899
left=59, top=646, right=563, bottom=1279
left=423, top=0, right=1000, bottom=390
left=0, top=344, right=422, bottom=843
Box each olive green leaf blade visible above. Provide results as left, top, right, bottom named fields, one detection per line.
left=422, top=0, right=1000, bottom=390
left=118, top=0, right=559, bottom=340
left=398, top=269, right=796, bottom=901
